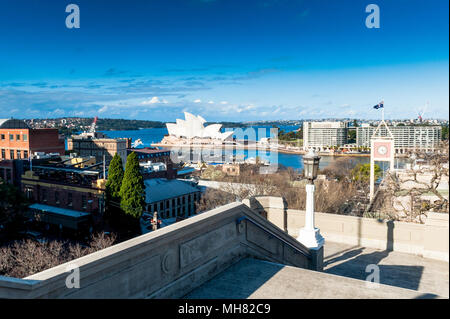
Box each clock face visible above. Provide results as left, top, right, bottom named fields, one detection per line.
left=378, top=146, right=388, bottom=155
left=372, top=140, right=392, bottom=160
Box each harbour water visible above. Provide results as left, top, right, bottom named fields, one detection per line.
left=100, top=127, right=382, bottom=172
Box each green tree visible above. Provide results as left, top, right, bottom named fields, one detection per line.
left=105, top=154, right=124, bottom=217
left=119, top=152, right=145, bottom=219
left=351, top=163, right=381, bottom=183
left=442, top=125, right=449, bottom=140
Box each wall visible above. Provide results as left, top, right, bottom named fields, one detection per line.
left=0, top=128, right=30, bottom=159
left=0, top=202, right=316, bottom=299
left=21, top=171, right=105, bottom=215
left=29, top=129, right=65, bottom=155
left=245, top=196, right=449, bottom=262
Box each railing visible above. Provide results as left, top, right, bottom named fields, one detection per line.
left=236, top=216, right=311, bottom=259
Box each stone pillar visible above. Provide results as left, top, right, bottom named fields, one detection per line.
left=243, top=196, right=287, bottom=232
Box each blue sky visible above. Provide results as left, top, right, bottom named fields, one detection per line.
left=0, top=0, right=448, bottom=122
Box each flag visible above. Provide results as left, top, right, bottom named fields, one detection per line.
left=373, top=101, right=384, bottom=109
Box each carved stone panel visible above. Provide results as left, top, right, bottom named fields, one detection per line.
left=180, top=222, right=236, bottom=268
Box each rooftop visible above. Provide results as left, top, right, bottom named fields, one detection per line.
left=29, top=203, right=91, bottom=218
left=0, top=118, right=30, bottom=129
left=144, top=178, right=200, bottom=203
left=128, top=147, right=170, bottom=154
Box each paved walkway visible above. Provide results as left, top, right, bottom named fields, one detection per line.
left=186, top=258, right=438, bottom=299
left=323, top=241, right=449, bottom=298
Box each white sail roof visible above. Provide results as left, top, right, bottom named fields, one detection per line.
left=166, top=112, right=234, bottom=141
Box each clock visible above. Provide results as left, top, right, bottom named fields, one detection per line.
left=372, top=139, right=393, bottom=160
left=378, top=145, right=388, bottom=155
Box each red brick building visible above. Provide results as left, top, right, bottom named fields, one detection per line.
left=0, top=119, right=65, bottom=160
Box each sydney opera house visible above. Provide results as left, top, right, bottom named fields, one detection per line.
left=161, top=112, right=235, bottom=145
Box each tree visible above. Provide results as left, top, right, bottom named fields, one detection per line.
left=351, top=163, right=381, bottom=184
left=105, top=154, right=124, bottom=216
left=442, top=125, right=449, bottom=140
left=376, top=141, right=449, bottom=223
left=119, top=152, right=145, bottom=219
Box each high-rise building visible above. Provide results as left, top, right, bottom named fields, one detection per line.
left=303, top=121, right=348, bottom=150
left=357, top=124, right=442, bottom=153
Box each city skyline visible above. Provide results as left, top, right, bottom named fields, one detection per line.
left=0, top=0, right=448, bottom=121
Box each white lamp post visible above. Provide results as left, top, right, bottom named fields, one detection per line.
left=297, top=149, right=325, bottom=249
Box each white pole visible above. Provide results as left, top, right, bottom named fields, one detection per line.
left=304, top=183, right=315, bottom=231
left=297, top=182, right=324, bottom=249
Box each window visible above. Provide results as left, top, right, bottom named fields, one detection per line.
left=16, top=150, right=21, bottom=159
left=25, top=187, right=33, bottom=200
left=55, top=191, right=60, bottom=204
left=23, top=134, right=28, bottom=141
left=68, top=193, right=73, bottom=207
left=1, top=149, right=4, bottom=159
left=10, top=150, right=14, bottom=159
left=24, top=150, right=28, bottom=158
left=82, top=195, right=87, bottom=209
left=16, top=134, right=20, bottom=141
left=9, top=134, right=13, bottom=140
left=1, top=134, right=4, bottom=140
left=160, top=202, right=164, bottom=210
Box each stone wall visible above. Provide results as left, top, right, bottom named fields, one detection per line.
left=244, top=196, right=449, bottom=262
left=0, top=202, right=316, bottom=299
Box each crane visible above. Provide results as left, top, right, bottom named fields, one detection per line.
left=89, top=116, right=98, bottom=133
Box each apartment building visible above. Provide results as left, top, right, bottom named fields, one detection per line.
left=303, top=121, right=348, bottom=150
left=357, top=124, right=442, bottom=153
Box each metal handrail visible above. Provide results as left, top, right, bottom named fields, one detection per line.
left=236, top=216, right=311, bottom=259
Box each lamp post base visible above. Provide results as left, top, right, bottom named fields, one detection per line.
left=297, top=227, right=325, bottom=249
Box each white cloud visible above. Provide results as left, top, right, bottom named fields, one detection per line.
left=98, top=106, right=108, bottom=113
left=208, top=100, right=214, bottom=104
left=194, top=99, right=202, bottom=103
left=141, top=96, right=168, bottom=105
left=220, top=101, right=228, bottom=105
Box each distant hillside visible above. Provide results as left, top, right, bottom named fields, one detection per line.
left=95, top=118, right=165, bottom=130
